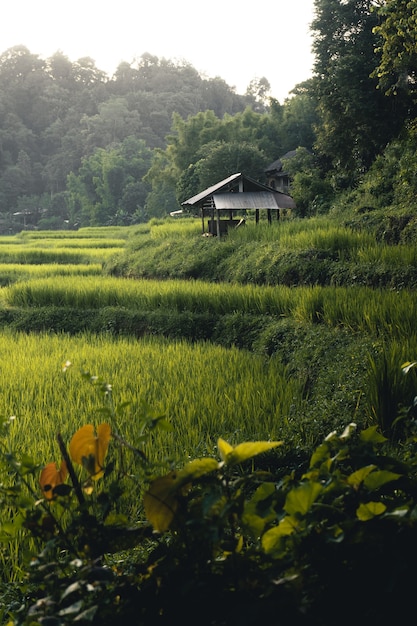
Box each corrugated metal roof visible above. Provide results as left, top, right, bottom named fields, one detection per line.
left=213, top=192, right=278, bottom=210
left=181, top=172, right=296, bottom=210
left=182, top=173, right=242, bottom=206
left=213, top=191, right=295, bottom=210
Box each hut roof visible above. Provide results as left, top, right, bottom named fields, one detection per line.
left=181, top=172, right=295, bottom=209
left=213, top=191, right=294, bottom=210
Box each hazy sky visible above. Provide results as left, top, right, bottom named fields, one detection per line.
left=1, top=0, right=316, bottom=102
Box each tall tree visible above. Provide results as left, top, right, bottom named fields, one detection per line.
left=311, top=0, right=405, bottom=188
left=176, top=141, right=267, bottom=204
left=372, top=0, right=417, bottom=112
left=66, top=137, right=151, bottom=226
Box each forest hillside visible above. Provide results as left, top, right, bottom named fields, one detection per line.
left=1, top=1, right=416, bottom=233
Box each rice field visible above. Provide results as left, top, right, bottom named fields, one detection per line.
left=1, top=274, right=415, bottom=339
left=0, top=331, right=302, bottom=464
left=0, top=228, right=128, bottom=265
left=0, top=245, right=123, bottom=264
left=229, top=219, right=417, bottom=265
left=2, top=219, right=416, bottom=587
left=15, top=226, right=133, bottom=240
left=0, top=263, right=103, bottom=286
left=0, top=220, right=416, bottom=478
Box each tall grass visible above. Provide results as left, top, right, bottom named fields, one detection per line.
left=150, top=218, right=202, bottom=239
left=365, top=337, right=417, bottom=435
left=2, top=276, right=415, bottom=340
left=0, top=246, right=122, bottom=264
left=0, top=332, right=302, bottom=463
left=319, top=287, right=417, bottom=338
left=229, top=217, right=374, bottom=253
left=17, top=226, right=133, bottom=240
left=0, top=276, right=295, bottom=314
left=0, top=263, right=102, bottom=286
left=17, top=238, right=127, bottom=249
left=358, top=243, right=417, bottom=267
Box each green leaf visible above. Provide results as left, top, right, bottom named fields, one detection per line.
left=284, top=481, right=323, bottom=516
left=217, top=438, right=234, bottom=462
left=262, top=515, right=300, bottom=555
left=0, top=519, right=22, bottom=540
left=242, top=482, right=277, bottom=538
left=347, top=465, right=377, bottom=489
left=144, top=471, right=179, bottom=532
left=104, top=512, right=129, bottom=527
left=309, top=442, right=331, bottom=469
left=225, top=441, right=282, bottom=466
left=177, top=457, right=219, bottom=482
left=356, top=501, right=386, bottom=521
left=19, top=454, right=41, bottom=475
left=363, top=470, right=401, bottom=490
left=359, top=426, right=387, bottom=444
left=144, top=459, right=218, bottom=532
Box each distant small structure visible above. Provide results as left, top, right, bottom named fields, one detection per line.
left=181, top=172, right=295, bottom=237
left=265, top=150, right=297, bottom=193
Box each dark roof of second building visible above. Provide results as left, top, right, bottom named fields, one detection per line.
left=265, top=150, right=298, bottom=174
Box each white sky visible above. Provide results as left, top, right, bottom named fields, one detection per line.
left=1, top=0, right=316, bottom=102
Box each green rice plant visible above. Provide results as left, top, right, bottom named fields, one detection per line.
left=0, top=263, right=103, bottom=286
left=3, top=276, right=416, bottom=341
left=357, top=243, right=417, bottom=267
left=0, top=276, right=296, bottom=315
left=275, top=227, right=373, bottom=258
left=0, top=331, right=303, bottom=465
left=150, top=218, right=202, bottom=239
left=364, top=337, right=417, bottom=436
left=320, top=286, right=417, bottom=339
left=0, top=237, right=25, bottom=246
left=292, top=286, right=326, bottom=323
left=0, top=246, right=122, bottom=265
left=230, top=217, right=373, bottom=252
left=22, top=238, right=127, bottom=249
left=0, top=329, right=306, bottom=582
left=17, top=226, right=133, bottom=240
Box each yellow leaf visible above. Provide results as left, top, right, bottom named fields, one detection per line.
left=347, top=465, right=377, bottom=489
left=39, top=460, right=68, bottom=500
left=217, top=438, right=233, bottom=462
left=262, top=515, right=300, bottom=555
left=356, top=501, right=386, bottom=521
left=176, top=457, right=219, bottom=482
left=69, top=423, right=111, bottom=480
left=219, top=440, right=282, bottom=465
left=144, top=459, right=219, bottom=532
left=284, top=481, right=323, bottom=516
left=144, top=471, right=181, bottom=532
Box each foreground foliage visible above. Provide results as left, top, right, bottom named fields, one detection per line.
left=1, top=365, right=417, bottom=625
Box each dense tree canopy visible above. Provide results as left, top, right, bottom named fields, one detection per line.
left=1, top=4, right=417, bottom=231
left=372, top=0, right=417, bottom=108
left=0, top=47, right=261, bottom=229
left=311, top=0, right=407, bottom=188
